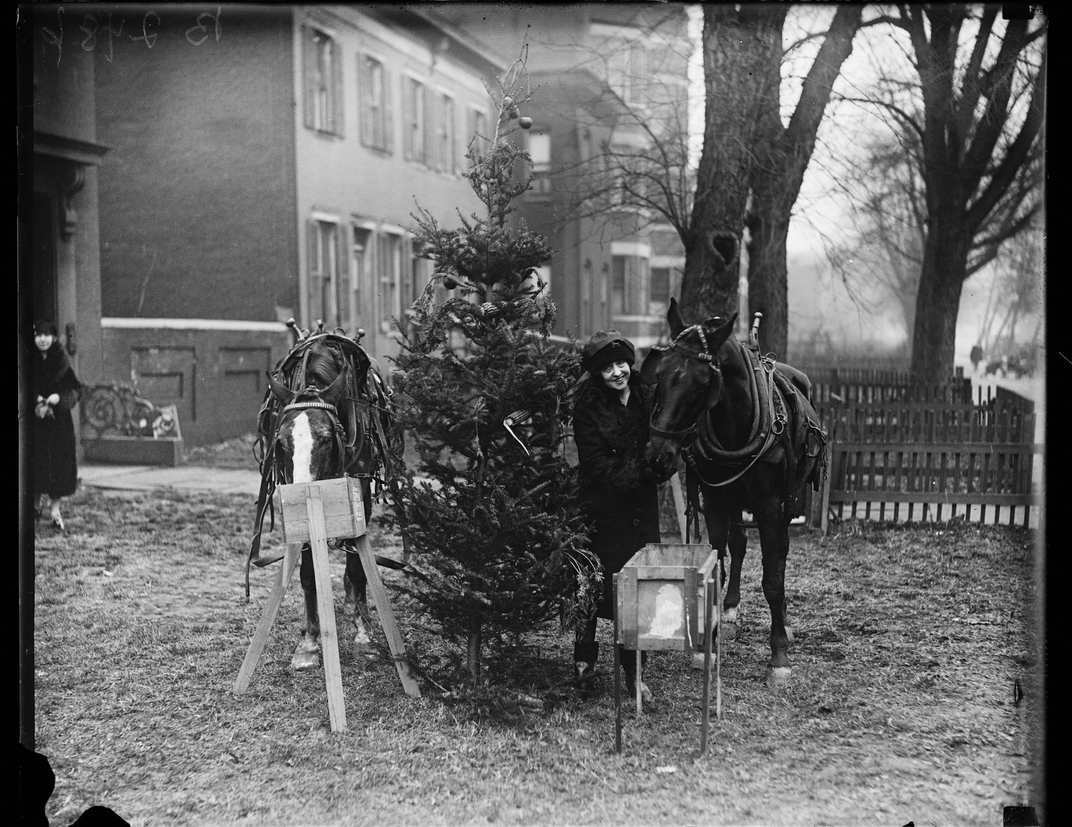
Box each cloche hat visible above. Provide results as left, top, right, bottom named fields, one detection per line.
left=581, top=329, right=635, bottom=374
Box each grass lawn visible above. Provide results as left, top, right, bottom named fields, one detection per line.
left=31, top=484, right=1045, bottom=827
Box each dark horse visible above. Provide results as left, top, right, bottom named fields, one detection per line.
left=642, top=299, right=826, bottom=684
left=245, top=326, right=402, bottom=671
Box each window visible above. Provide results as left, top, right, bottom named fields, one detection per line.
left=376, top=231, right=404, bottom=332
left=650, top=267, right=672, bottom=317
left=611, top=255, right=628, bottom=316
left=403, top=77, right=427, bottom=164
left=358, top=54, right=392, bottom=152
left=435, top=93, right=457, bottom=174
left=309, top=219, right=343, bottom=329
left=466, top=107, right=490, bottom=169
left=624, top=41, right=648, bottom=105
left=304, top=27, right=343, bottom=135
left=528, top=130, right=551, bottom=194
left=351, top=225, right=372, bottom=330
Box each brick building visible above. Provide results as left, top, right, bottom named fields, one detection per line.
left=27, top=4, right=690, bottom=448
left=85, top=5, right=501, bottom=445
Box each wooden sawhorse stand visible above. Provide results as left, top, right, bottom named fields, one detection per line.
left=233, top=477, right=420, bottom=732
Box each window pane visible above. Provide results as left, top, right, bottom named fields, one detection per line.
left=405, top=78, right=425, bottom=162
left=650, top=267, right=670, bottom=316
left=611, top=256, right=627, bottom=316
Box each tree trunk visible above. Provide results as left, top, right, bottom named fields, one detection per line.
left=746, top=198, right=791, bottom=360
left=746, top=4, right=862, bottom=362
left=909, top=230, right=971, bottom=383
left=682, top=5, right=783, bottom=321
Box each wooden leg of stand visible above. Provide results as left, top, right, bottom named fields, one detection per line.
left=613, top=579, right=622, bottom=754
left=233, top=543, right=301, bottom=695
left=701, top=578, right=713, bottom=754
left=354, top=534, right=421, bottom=698
left=308, top=493, right=347, bottom=733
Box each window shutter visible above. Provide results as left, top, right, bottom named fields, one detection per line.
left=336, top=222, right=349, bottom=327
left=465, top=107, right=474, bottom=169
left=384, top=69, right=394, bottom=155
left=358, top=53, right=371, bottom=146
left=303, top=27, right=317, bottom=129
left=331, top=38, right=344, bottom=137
left=402, top=79, right=413, bottom=161
left=306, top=219, right=320, bottom=326
left=424, top=85, right=436, bottom=168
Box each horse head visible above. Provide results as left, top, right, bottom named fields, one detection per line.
left=642, top=298, right=737, bottom=478
left=269, top=365, right=350, bottom=484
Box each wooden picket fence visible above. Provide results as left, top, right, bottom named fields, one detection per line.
left=803, top=371, right=1041, bottom=530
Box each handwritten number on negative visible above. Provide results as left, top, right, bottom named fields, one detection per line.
left=186, top=7, right=223, bottom=46
left=129, top=12, right=161, bottom=50
left=80, top=13, right=125, bottom=63
left=41, top=7, right=64, bottom=67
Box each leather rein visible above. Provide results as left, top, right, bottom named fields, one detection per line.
left=649, top=325, right=783, bottom=489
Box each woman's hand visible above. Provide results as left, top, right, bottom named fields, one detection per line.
left=47, top=393, right=61, bottom=406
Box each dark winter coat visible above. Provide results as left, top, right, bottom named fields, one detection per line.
left=573, top=373, right=661, bottom=618
left=33, top=343, right=82, bottom=499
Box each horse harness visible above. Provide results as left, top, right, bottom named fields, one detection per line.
left=653, top=324, right=826, bottom=532
left=244, top=333, right=388, bottom=597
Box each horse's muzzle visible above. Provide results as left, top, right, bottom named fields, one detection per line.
left=646, top=439, right=679, bottom=479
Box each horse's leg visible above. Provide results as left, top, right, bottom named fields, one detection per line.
left=343, top=548, right=375, bottom=661
left=722, top=513, right=747, bottom=639
left=704, top=506, right=744, bottom=639
left=754, top=501, right=792, bottom=685
left=292, top=544, right=322, bottom=670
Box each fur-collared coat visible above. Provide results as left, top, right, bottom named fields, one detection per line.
left=33, top=343, right=82, bottom=499
left=573, top=374, right=661, bottom=618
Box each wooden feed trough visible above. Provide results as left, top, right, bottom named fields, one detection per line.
left=613, top=543, right=722, bottom=754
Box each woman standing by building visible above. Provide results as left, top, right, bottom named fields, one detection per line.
left=572, top=329, right=669, bottom=701
left=33, top=319, right=82, bottom=532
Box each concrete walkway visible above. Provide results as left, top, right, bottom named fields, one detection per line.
left=80, top=463, right=262, bottom=496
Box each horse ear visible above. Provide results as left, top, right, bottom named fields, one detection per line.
left=267, top=371, right=294, bottom=403
left=705, top=312, right=738, bottom=355
left=668, top=297, right=686, bottom=339
left=639, top=347, right=665, bottom=385
left=321, top=365, right=350, bottom=406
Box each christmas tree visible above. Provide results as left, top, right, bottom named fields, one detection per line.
left=388, top=51, right=600, bottom=681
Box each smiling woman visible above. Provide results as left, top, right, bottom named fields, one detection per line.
left=571, top=329, right=674, bottom=701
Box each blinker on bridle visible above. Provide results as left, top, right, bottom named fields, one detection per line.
left=648, top=324, right=722, bottom=442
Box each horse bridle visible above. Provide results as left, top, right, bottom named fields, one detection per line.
left=275, top=392, right=349, bottom=482
left=648, top=324, right=722, bottom=441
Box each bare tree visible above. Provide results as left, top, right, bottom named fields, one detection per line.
left=827, top=133, right=927, bottom=342
left=854, top=5, right=1047, bottom=383
left=743, top=4, right=863, bottom=359
left=562, top=4, right=864, bottom=357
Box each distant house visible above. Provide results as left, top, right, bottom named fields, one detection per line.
left=429, top=4, right=692, bottom=351
left=86, top=5, right=502, bottom=445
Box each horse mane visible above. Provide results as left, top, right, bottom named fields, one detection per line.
left=302, top=347, right=344, bottom=390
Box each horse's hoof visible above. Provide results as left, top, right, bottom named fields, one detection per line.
left=291, top=646, right=321, bottom=671
left=721, top=622, right=738, bottom=642
left=767, top=666, right=792, bottom=687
